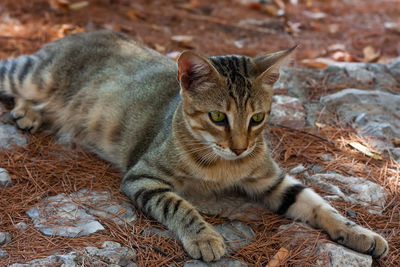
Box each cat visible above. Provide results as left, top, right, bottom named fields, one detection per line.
left=0, top=30, right=388, bottom=262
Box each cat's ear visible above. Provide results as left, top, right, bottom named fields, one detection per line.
left=254, top=45, right=297, bottom=86
left=177, top=51, right=218, bottom=92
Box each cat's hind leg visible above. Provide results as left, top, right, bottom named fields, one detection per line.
left=10, top=98, right=42, bottom=133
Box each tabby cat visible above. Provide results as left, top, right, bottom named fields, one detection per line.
left=0, top=30, right=388, bottom=262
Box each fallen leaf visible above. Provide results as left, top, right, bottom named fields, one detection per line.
left=154, top=44, right=166, bottom=53
left=331, top=51, right=353, bottom=62
left=328, top=23, right=340, bottom=34
left=166, top=51, right=181, bottom=61
left=303, top=10, right=326, bottom=20
left=48, top=0, right=69, bottom=10
left=393, top=138, right=400, bottom=147
left=384, top=22, right=400, bottom=34
left=273, top=0, right=285, bottom=10
left=302, top=58, right=336, bottom=69
left=266, top=247, right=290, bottom=267
left=286, top=21, right=301, bottom=34
left=363, top=46, right=381, bottom=62
left=68, top=1, right=89, bottom=11
left=328, top=43, right=346, bottom=52
left=315, top=122, right=326, bottom=128
left=171, top=35, right=194, bottom=47
left=263, top=4, right=279, bottom=16
left=349, top=141, right=382, bottom=160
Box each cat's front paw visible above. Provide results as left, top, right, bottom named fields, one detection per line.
left=11, top=104, right=42, bottom=133
left=182, top=228, right=225, bottom=262
left=331, top=224, right=388, bottom=258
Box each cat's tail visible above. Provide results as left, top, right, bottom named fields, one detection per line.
left=0, top=54, right=49, bottom=100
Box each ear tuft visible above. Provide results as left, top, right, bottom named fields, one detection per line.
left=254, top=45, right=297, bottom=85
left=177, top=51, right=214, bottom=92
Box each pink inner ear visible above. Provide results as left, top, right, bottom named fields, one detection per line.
left=263, top=72, right=280, bottom=85
left=177, top=52, right=211, bottom=91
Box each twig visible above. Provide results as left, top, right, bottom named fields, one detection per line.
left=270, top=123, right=336, bottom=145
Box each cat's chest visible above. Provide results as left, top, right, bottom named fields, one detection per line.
left=173, top=160, right=262, bottom=195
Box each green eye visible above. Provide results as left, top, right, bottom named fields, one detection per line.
left=209, top=111, right=227, bottom=124
left=251, top=113, right=265, bottom=124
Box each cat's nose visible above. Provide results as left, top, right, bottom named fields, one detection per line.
left=232, top=148, right=246, bottom=156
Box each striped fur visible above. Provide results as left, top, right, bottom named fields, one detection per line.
left=0, top=30, right=388, bottom=261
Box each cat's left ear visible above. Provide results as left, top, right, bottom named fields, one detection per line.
left=254, top=45, right=297, bottom=86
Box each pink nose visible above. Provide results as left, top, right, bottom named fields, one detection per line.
left=232, top=148, right=246, bottom=156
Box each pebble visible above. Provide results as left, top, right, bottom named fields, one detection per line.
left=0, top=232, right=11, bottom=246
left=0, top=168, right=12, bottom=188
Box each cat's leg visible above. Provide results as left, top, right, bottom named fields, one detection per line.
left=121, top=170, right=225, bottom=262
left=11, top=98, right=42, bottom=133
left=240, top=168, right=388, bottom=258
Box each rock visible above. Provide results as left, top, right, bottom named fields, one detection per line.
left=26, top=189, right=137, bottom=237
left=0, top=232, right=11, bottom=246
left=269, top=95, right=306, bottom=128
left=214, top=221, right=254, bottom=253
left=0, top=122, right=27, bottom=150
left=311, top=165, right=324, bottom=173
left=321, top=89, right=400, bottom=152
left=392, top=147, right=400, bottom=162
left=102, top=241, right=122, bottom=249
left=289, top=164, right=307, bottom=174
left=9, top=252, right=78, bottom=267
left=316, top=243, right=372, bottom=267
left=388, top=57, right=400, bottom=82
left=71, top=189, right=137, bottom=225
left=14, top=222, right=28, bottom=232
left=10, top=244, right=137, bottom=267
left=321, top=154, right=334, bottom=161
left=0, top=249, right=8, bottom=259
left=0, top=168, right=12, bottom=187
left=304, top=173, right=387, bottom=213
left=26, top=193, right=105, bottom=237
left=83, top=246, right=137, bottom=266
left=275, top=62, right=398, bottom=102
left=184, top=257, right=248, bottom=267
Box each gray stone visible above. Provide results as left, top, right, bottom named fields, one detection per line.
left=214, top=221, right=254, bottom=253
left=14, top=222, right=28, bottom=232
left=321, top=89, right=400, bottom=152
left=26, top=189, right=137, bottom=237
left=9, top=251, right=78, bottom=267
left=269, top=95, right=306, bottom=128
left=26, top=193, right=105, bottom=237
left=0, top=249, right=8, bottom=259
left=316, top=242, right=372, bottom=267
left=305, top=173, right=387, bottom=213
left=184, top=257, right=248, bottom=267
left=71, top=189, right=137, bottom=225
left=289, top=164, right=307, bottom=174
left=392, top=147, right=400, bottom=162
left=321, top=154, right=334, bottom=161
left=83, top=246, right=136, bottom=266
left=311, top=165, right=324, bottom=173
left=102, top=240, right=122, bottom=249
left=0, top=168, right=12, bottom=187
left=388, top=57, right=400, bottom=82
left=0, top=122, right=27, bottom=150
left=0, top=232, right=11, bottom=246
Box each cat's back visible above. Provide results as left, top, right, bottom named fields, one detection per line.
left=36, top=30, right=180, bottom=169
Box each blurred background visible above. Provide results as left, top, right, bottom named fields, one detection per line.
left=1, top=0, right=400, bottom=67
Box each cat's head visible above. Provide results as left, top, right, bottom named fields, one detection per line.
left=177, top=47, right=295, bottom=161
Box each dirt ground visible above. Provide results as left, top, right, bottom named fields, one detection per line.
left=0, top=0, right=400, bottom=266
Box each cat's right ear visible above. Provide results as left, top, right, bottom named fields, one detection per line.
left=177, top=51, right=217, bottom=93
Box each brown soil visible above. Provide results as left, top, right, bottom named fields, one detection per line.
left=1, top=0, right=400, bottom=266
